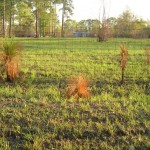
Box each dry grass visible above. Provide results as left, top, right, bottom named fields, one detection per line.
left=120, top=45, right=128, bottom=84
left=0, top=40, right=22, bottom=82
left=6, top=58, right=19, bottom=81
left=120, top=45, right=128, bottom=70
left=144, top=46, right=150, bottom=64
left=66, top=75, right=91, bottom=100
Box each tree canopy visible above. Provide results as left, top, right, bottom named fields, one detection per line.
left=0, top=1, right=149, bottom=38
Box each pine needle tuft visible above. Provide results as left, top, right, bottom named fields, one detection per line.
left=66, top=75, right=91, bottom=100
left=144, top=47, right=150, bottom=65
left=120, top=45, right=128, bottom=84
left=0, top=40, right=22, bottom=82
left=120, top=45, right=128, bottom=70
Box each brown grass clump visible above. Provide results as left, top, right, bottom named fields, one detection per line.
left=144, top=47, right=150, bottom=65
left=66, top=75, right=91, bottom=100
left=5, top=58, right=19, bottom=81
left=120, top=45, right=128, bottom=84
left=0, top=41, right=22, bottom=82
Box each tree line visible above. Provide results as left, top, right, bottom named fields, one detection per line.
left=0, top=0, right=150, bottom=39
left=0, top=0, right=73, bottom=37
left=63, top=9, right=150, bottom=40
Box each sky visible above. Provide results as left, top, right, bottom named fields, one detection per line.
left=72, top=0, right=150, bottom=21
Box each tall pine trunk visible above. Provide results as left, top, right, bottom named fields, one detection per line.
left=35, top=9, right=39, bottom=38
left=61, top=2, right=65, bottom=37
left=3, top=0, right=6, bottom=38
left=9, top=0, right=13, bottom=38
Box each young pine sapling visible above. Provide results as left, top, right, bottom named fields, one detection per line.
left=144, top=47, right=150, bottom=65
left=0, top=40, right=22, bottom=82
left=120, top=45, right=128, bottom=84
left=66, top=75, right=91, bottom=100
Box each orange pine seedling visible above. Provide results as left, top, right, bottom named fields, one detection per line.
left=144, top=47, right=150, bottom=65
left=66, top=75, right=91, bottom=100
left=120, top=45, right=128, bottom=84
left=0, top=41, right=22, bottom=82
left=5, top=59, right=19, bottom=81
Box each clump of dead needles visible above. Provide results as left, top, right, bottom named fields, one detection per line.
left=144, top=46, right=150, bottom=65
left=0, top=40, right=22, bottom=82
left=120, top=45, right=128, bottom=84
left=66, top=75, right=91, bottom=100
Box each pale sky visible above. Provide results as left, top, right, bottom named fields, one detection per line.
left=72, top=0, right=150, bottom=21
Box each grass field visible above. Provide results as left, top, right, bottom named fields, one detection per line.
left=0, top=37, right=150, bottom=149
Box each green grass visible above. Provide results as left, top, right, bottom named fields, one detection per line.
left=12, top=37, right=150, bottom=50
left=0, top=37, right=150, bottom=149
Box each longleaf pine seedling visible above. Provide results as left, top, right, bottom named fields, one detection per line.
left=0, top=40, right=22, bottom=82
left=144, top=47, right=150, bottom=65
left=66, top=75, right=91, bottom=100
left=120, top=45, right=128, bottom=84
